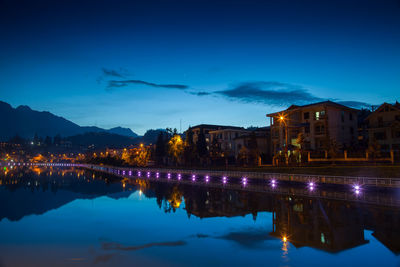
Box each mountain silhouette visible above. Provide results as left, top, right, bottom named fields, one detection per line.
left=0, top=100, right=138, bottom=141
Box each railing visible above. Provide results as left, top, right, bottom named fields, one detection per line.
left=2, top=162, right=400, bottom=188
left=85, top=164, right=400, bottom=207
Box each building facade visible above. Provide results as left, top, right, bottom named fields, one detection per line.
left=233, top=127, right=271, bottom=163
left=209, top=128, right=250, bottom=157
left=189, top=124, right=244, bottom=151
left=267, top=101, right=358, bottom=155
left=365, top=102, right=400, bottom=151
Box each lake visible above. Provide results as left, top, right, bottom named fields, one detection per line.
left=0, top=167, right=399, bottom=266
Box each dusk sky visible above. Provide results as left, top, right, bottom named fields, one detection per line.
left=1, top=0, right=399, bottom=135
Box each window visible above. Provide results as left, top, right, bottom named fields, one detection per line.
left=315, top=111, right=325, bottom=120
left=305, top=125, right=310, bottom=133
left=315, top=125, right=325, bottom=135
left=341, top=111, right=345, bottom=122
left=349, top=113, right=353, bottom=121
left=304, top=112, right=310, bottom=120
left=396, top=115, right=400, bottom=121
left=350, top=127, right=354, bottom=135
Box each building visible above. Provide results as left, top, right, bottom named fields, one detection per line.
left=233, top=127, right=272, bottom=163
left=365, top=102, right=400, bottom=151
left=267, top=101, right=359, bottom=155
left=189, top=124, right=245, bottom=150
left=209, top=128, right=249, bottom=157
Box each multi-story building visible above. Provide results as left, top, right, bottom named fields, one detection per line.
left=233, top=127, right=271, bottom=162
left=267, top=101, right=359, bottom=155
left=365, top=102, right=400, bottom=151
left=189, top=124, right=244, bottom=150
left=209, top=128, right=249, bottom=157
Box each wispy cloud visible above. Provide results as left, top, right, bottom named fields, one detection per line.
left=211, top=81, right=372, bottom=109
left=107, top=79, right=189, bottom=90
left=336, top=101, right=372, bottom=109
left=102, top=68, right=128, bottom=78
left=98, top=68, right=372, bottom=109
left=188, top=91, right=211, bottom=96
left=214, top=81, right=323, bottom=106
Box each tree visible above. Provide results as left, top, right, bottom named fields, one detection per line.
left=33, top=133, right=39, bottom=145
left=9, top=134, right=25, bottom=145
left=237, top=146, right=249, bottom=166
left=209, top=137, right=221, bottom=157
left=44, top=136, right=52, bottom=146
left=247, top=132, right=259, bottom=166
left=196, top=130, right=208, bottom=158
left=367, top=138, right=381, bottom=161
left=53, top=134, right=62, bottom=146
left=168, top=134, right=184, bottom=165
left=132, top=146, right=150, bottom=167
left=155, top=132, right=166, bottom=165
left=295, top=132, right=305, bottom=164
left=183, top=128, right=196, bottom=166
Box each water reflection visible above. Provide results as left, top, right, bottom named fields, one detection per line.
left=1, top=167, right=400, bottom=266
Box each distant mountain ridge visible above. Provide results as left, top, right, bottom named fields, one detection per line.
left=0, top=101, right=138, bottom=141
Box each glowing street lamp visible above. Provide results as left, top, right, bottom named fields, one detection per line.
left=278, top=114, right=289, bottom=165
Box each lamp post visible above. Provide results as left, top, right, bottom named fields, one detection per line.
left=279, top=115, right=289, bottom=165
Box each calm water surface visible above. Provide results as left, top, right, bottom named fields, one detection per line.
left=0, top=167, right=399, bottom=267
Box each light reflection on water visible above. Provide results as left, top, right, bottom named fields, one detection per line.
left=0, top=167, right=399, bottom=267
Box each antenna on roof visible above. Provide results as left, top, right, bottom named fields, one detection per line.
left=180, top=119, right=182, bottom=134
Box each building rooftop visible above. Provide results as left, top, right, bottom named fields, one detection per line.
left=267, top=100, right=359, bottom=117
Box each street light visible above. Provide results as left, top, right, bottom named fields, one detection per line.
left=278, top=114, right=289, bottom=165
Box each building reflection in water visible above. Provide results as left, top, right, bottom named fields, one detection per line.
left=137, top=179, right=400, bottom=255
left=1, top=167, right=400, bottom=255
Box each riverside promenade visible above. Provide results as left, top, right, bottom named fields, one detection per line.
left=3, top=161, right=399, bottom=189
left=3, top=162, right=400, bottom=207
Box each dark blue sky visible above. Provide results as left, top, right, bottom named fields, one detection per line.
left=1, top=0, right=399, bottom=134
